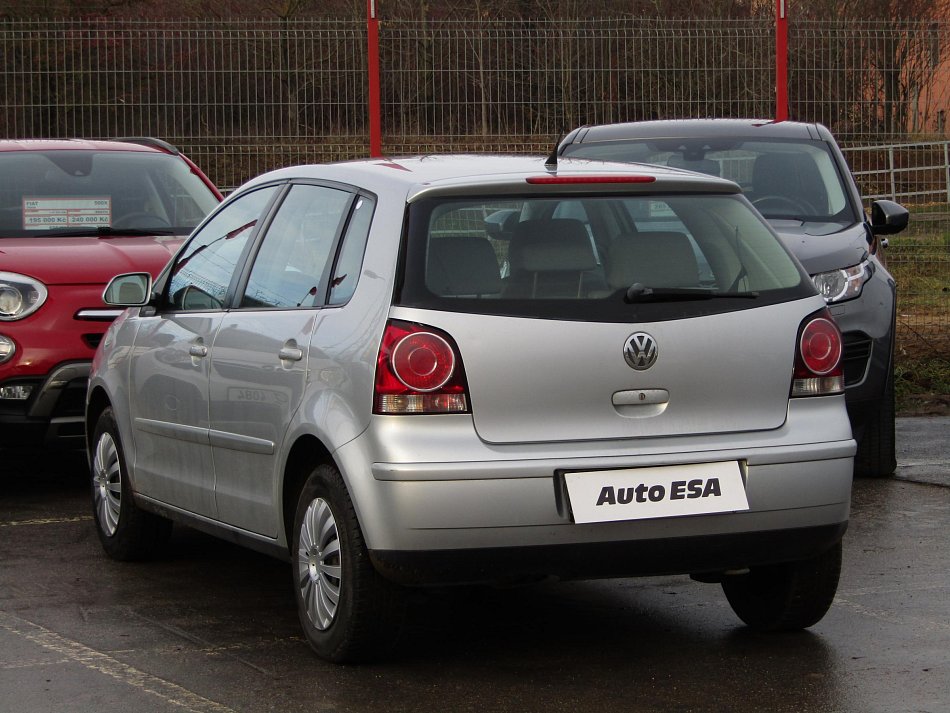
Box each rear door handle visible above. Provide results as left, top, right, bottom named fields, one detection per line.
left=189, top=344, right=208, bottom=358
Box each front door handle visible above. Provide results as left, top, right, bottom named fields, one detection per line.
left=189, top=344, right=209, bottom=358
left=278, top=346, right=304, bottom=362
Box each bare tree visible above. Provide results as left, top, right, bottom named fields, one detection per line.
left=789, top=0, right=949, bottom=136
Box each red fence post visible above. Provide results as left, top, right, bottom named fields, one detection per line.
left=775, top=0, right=789, bottom=121
left=367, top=0, right=382, bottom=157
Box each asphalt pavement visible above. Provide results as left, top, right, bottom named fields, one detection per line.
left=1, top=417, right=948, bottom=713
left=895, top=416, right=950, bottom=487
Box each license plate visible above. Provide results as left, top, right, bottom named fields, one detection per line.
left=565, top=461, right=748, bottom=524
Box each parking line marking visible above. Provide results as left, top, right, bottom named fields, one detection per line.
left=0, top=612, right=238, bottom=713
left=0, top=515, right=92, bottom=527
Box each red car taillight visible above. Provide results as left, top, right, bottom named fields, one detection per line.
left=791, top=309, right=844, bottom=397
left=374, top=320, right=469, bottom=415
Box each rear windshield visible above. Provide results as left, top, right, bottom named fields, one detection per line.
left=398, top=193, right=813, bottom=322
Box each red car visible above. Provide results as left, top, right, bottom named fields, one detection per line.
left=0, top=138, right=222, bottom=449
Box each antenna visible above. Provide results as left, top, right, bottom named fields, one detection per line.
left=546, top=126, right=587, bottom=169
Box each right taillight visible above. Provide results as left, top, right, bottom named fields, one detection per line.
left=374, top=320, right=470, bottom=415
left=791, top=309, right=844, bottom=397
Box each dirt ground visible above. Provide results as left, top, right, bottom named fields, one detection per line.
left=895, top=326, right=950, bottom=416
left=899, top=392, right=950, bottom=416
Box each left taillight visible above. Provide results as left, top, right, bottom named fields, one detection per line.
left=373, top=320, right=470, bottom=415
left=791, top=309, right=844, bottom=398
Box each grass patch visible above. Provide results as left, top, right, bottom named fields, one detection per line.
left=888, top=204, right=950, bottom=414
left=895, top=352, right=950, bottom=415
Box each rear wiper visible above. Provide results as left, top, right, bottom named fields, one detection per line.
left=624, top=283, right=759, bottom=303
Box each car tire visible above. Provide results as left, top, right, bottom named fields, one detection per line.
left=292, top=463, right=406, bottom=663
left=721, top=541, right=841, bottom=631
left=90, top=407, right=172, bottom=560
left=854, top=368, right=897, bottom=478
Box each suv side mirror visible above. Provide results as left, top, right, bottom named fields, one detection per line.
left=870, top=200, right=909, bottom=236
left=103, top=272, right=152, bottom=306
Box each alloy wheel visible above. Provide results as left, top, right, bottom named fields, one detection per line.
left=297, top=497, right=342, bottom=630
left=93, top=432, right=122, bottom=536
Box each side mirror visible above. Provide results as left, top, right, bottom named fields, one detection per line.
left=179, top=284, right=223, bottom=311
left=103, top=273, right=152, bottom=306
left=484, top=208, right=519, bottom=238
left=870, top=200, right=909, bottom=236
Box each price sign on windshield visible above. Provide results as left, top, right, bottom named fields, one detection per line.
left=23, top=197, right=112, bottom=230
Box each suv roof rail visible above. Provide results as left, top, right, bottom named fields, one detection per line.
left=113, top=136, right=180, bottom=156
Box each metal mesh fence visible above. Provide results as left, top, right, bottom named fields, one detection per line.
left=845, top=140, right=950, bottom=360
left=381, top=19, right=774, bottom=155
left=0, top=19, right=370, bottom=187
left=3, top=18, right=949, bottom=179
left=0, top=16, right=947, bottom=354
left=791, top=21, right=948, bottom=141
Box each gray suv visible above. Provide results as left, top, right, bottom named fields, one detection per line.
left=556, top=120, right=909, bottom=477
left=88, top=155, right=855, bottom=663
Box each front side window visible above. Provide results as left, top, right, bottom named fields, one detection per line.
left=167, top=186, right=278, bottom=311
left=399, top=193, right=811, bottom=322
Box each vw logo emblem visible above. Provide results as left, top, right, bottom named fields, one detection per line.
left=624, top=332, right=658, bottom=370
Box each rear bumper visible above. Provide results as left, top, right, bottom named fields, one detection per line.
left=330, top=397, right=855, bottom=584
left=370, top=522, right=848, bottom=586
left=346, top=454, right=853, bottom=552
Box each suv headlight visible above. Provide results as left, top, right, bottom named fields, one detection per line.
left=0, top=272, right=48, bottom=321
left=812, top=261, right=871, bottom=304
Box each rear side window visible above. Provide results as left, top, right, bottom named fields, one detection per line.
left=329, top=194, right=375, bottom=306
left=398, top=193, right=812, bottom=323
left=241, top=184, right=352, bottom=309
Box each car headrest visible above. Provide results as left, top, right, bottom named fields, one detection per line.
left=426, top=235, right=502, bottom=296
left=607, top=231, right=700, bottom=289
left=509, top=219, right=598, bottom=273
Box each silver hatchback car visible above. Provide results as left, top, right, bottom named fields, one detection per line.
left=87, top=155, right=855, bottom=663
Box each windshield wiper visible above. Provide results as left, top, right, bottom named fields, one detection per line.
left=764, top=214, right=807, bottom=223
left=30, top=226, right=177, bottom=237
left=624, top=283, right=758, bottom=303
